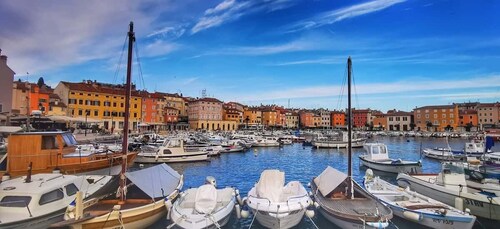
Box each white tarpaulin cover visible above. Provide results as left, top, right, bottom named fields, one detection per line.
left=256, top=169, right=285, bottom=202
left=194, top=184, right=218, bottom=214
left=313, top=166, right=348, bottom=196
left=125, top=163, right=181, bottom=199
left=280, top=181, right=305, bottom=202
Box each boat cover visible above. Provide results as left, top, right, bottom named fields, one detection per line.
left=256, top=170, right=285, bottom=202
left=194, top=184, right=218, bottom=214
left=280, top=181, right=304, bottom=201
left=314, top=166, right=348, bottom=196
left=125, top=163, right=181, bottom=199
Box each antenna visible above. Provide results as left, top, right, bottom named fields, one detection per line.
left=202, top=89, right=207, bottom=98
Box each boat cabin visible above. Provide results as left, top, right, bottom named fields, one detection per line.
left=363, top=143, right=389, bottom=161
left=464, top=141, right=485, bottom=153
left=0, top=174, right=86, bottom=225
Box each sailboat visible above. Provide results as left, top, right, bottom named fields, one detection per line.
left=51, top=22, right=183, bottom=229
left=310, top=57, right=393, bottom=229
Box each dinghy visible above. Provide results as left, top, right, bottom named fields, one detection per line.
left=246, top=169, right=311, bottom=229
left=364, top=169, right=476, bottom=229
left=167, top=176, right=239, bottom=229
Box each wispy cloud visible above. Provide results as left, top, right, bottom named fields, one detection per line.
left=191, top=0, right=296, bottom=34
left=147, top=24, right=187, bottom=39
left=141, top=40, right=179, bottom=57
left=288, top=0, right=407, bottom=32
left=233, top=75, right=500, bottom=101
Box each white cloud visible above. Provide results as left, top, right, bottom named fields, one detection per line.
left=191, top=0, right=295, bottom=34
left=289, top=0, right=407, bottom=32
left=142, top=40, right=179, bottom=57
left=233, top=75, right=500, bottom=101
left=0, top=0, right=179, bottom=76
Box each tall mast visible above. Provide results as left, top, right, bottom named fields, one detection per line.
left=347, top=56, right=353, bottom=196
left=119, top=21, right=135, bottom=202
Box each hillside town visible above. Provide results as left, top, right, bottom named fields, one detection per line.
left=0, top=52, right=498, bottom=134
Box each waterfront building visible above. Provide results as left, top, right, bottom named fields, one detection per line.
left=243, top=107, right=262, bottom=127
left=386, top=110, right=413, bottom=131
left=164, top=106, right=180, bottom=130
left=274, top=106, right=287, bottom=127
left=0, top=50, right=14, bottom=116
left=12, top=81, right=52, bottom=115
left=413, top=105, right=459, bottom=132
left=330, top=110, right=346, bottom=128
left=316, top=109, right=331, bottom=128
left=458, top=109, right=478, bottom=132
left=262, top=109, right=277, bottom=127
left=352, top=108, right=372, bottom=129
left=299, top=111, right=314, bottom=128
left=223, top=102, right=244, bottom=125
left=372, top=113, right=387, bottom=130
left=285, top=111, right=299, bottom=129
left=139, top=91, right=160, bottom=124
left=47, top=93, right=67, bottom=116
left=54, top=80, right=142, bottom=131
left=477, top=102, right=499, bottom=129
left=11, top=81, right=30, bottom=115
left=188, top=97, right=237, bottom=130
left=313, top=115, right=321, bottom=127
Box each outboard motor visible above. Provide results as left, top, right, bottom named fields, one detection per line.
left=205, top=176, right=217, bottom=187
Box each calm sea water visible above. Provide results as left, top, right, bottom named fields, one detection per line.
left=148, top=136, right=500, bottom=229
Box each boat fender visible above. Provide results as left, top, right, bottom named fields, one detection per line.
left=403, top=211, right=421, bottom=222
left=313, top=201, right=320, bottom=209
left=366, top=221, right=390, bottom=228
left=235, top=190, right=244, bottom=206
left=242, top=196, right=248, bottom=205
left=235, top=204, right=242, bottom=219
left=365, top=169, right=374, bottom=181
left=455, top=197, right=464, bottom=211
left=308, top=191, right=313, bottom=197
left=306, top=205, right=315, bottom=218
left=155, top=154, right=159, bottom=162
left=307, top=182, right=311, bottom=188
left=241, top=205, right=250, bottom=219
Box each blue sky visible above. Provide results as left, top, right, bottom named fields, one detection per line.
left=1, top=0, right=499, bottom=111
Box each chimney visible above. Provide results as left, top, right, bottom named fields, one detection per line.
left=0, top=48, right=7, bottom=64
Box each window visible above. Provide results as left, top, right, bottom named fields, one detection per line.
left=119, top=122, right=124, bottom=129
left=42, top=136, right=58, bottom=150
left=433, top=114, right=437, bottom=118
left=134, top=104, right=137, bottom=109
left=442, top=114, right=446, bottom=118
left=78, top=110, right=83, bottom=116
left=39, top=189, right=64, bottom=205
left=417, top=114, right=421, bottom=118
left=0, top=196, right=32, bottom=207
left=94, top=110, right=98, bottom=116
left=450, top=114, right=454, bottom=118
left=65, top=183, right=79, bottom=196
left=78, top=100, right=83, bottom=105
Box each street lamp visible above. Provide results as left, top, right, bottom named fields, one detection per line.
left=84, top=110, right=90, bottom=136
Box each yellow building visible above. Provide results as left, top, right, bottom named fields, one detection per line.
left=54, top=80, right=142, bottom=131
left=262, top=110, right=277, bottom=127
left=243, top=108, right=262, bottom=126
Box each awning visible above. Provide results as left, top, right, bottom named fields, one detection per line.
left=314, top=166, right=348, bottom=196
left=0, top=126, right=23, bottom=134
left=125, top=163, right=181, bottom=199
left=47, top=115, right=101, bottom=123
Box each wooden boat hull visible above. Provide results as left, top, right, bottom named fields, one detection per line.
left=397, top=173, right=500, bottom=220
left=359, top=156, right=421, bottom=174
left=52, top=199, right=166, bottom=229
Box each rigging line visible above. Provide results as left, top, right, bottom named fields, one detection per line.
left=336, top=63, right=347, bottom=111
left=134, top=41, right=146, bottom=91
left=351, top=63, right=360, bottom=109
left=113, top=35, right=128, bottom=85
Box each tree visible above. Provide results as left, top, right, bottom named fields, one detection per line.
left=409, top=122, right=416, bottom=130
left=365, top=122, right=371, bottom=130
left=465, top=122, right=473, bottom=132
left=426, top=121, right=433, bottom=131
left=445, top=125, right=453, bottom=132
left=37, top=77, right=45, bottom=88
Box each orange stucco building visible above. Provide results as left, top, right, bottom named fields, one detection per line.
left=414, top=105, right=459, bottom=131
left=330, top=111, right=346, bottom=127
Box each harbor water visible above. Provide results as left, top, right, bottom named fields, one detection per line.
left=149, top=136, right=500, bottom=229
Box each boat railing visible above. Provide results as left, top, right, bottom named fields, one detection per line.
left=0, top=200, right=33, bottom=217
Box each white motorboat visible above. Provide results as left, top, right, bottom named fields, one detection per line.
left=359, top=143, right=421, bottom=174
left=246, top=170, right=311, bottom=229
left=136, top=138, right=209, bottom=163
left=167, top=177, right=239, bottom=229
left=253, top=136, right=280, bottom=147
left=422, top=147, right=462, bottom=161
left=0, top=171, right=113, bottom=229
left=397, top=162, right=500, bottom=220
left=364, top=169, right=476, bottom=229
left=311, top=132, right=365, bottom=149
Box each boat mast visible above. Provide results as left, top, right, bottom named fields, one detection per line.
left=347, top=56, right=353, bottom=198
left=119, top=21, right=135, bottom=203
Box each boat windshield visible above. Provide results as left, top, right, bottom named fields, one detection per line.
left=62, top=133, right=78, bottom=146
left=0, top=196, right=32, bottom=207
left=442, top=162, right=465, bottom=174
